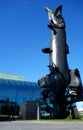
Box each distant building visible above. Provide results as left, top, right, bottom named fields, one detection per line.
left=78, top=108, right=83, bottom=115
left=0, top=72, right=41, bottom=120
left=0, top=72, right=24, bottom=81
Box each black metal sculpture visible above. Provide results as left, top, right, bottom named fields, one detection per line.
left=38, top=5, right=83, bottom=119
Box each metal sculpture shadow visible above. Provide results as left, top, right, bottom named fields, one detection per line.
left=38, top=5, right=83, bottom=119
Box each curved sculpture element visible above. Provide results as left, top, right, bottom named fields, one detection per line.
left=38, top=5, right=83, bottom=119
left=46, top=5, right=69, bottom=83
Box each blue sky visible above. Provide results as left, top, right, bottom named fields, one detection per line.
left=0, top=0, right=83, bottom=83
left=0, top=0, right=83, bottom=108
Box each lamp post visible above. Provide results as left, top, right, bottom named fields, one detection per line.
left=36, top=103, right=40, bottom=120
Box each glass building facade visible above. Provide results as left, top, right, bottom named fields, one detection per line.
left=0, top=78, right=41, bottom=105
left=0, top=73, right=42, bottom=120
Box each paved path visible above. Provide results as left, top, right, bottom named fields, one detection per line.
left=0, top=121, right=83, bottom=130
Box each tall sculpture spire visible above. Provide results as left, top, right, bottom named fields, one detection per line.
left=38, top=5, right=83, bottom=119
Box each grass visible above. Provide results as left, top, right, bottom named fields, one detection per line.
left=0, top=114, right=83, bottom=122
left=0, top=114, right=8, bottom=117
left=16, top=117, right=83, bottom=122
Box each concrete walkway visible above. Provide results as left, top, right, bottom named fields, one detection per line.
left=0, top=121, right=83, bottom=130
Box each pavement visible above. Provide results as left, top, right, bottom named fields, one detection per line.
left=0, top=120, right=83, bottom=130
